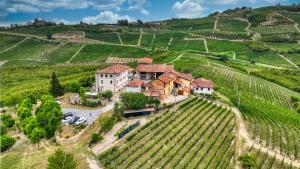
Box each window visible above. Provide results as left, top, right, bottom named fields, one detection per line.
left=196, top=88, right=199, bottom=90
left=105, top=75, right=108, bottom=78
left=100, top=74, right=103, bottom=77
left=208, top=88, right=210, bottom=91
left=110, top=74, right=113, bottom=78
left=110, top=80, right=113, bottom=84
left=201, top=88, right=203, bottom=90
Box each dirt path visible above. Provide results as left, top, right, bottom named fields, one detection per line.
left=87, top=157, right=102, bottom=169
left=213, top=17, right=219, bottom=33
left=168, top=52, right=184, bottom=63
left=91, top=117, right=148, bottom=155
left=231, top=107, right=300, bottom=168
left=67, top=44, right=86, bottom=63
left=203, top=38, right=209, bottom=53
left=165, top=37, right=173, bottom=50
left=117, top=33, right=123, bottom=45
left=276, top=53, right=299, bottom=69
left=0, top=37, right=28, bottom=54
left=137, top=28, right=143, bottom=46
left=151, top=34, right=156, bottom=46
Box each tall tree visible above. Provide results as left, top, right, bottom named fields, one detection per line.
left=47, top=149, right=76, bottom=169
left=50, top=72, right=64, bottom=97
left=29, top=127, right=46, bottom=148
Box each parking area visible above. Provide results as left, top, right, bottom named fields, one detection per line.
left=62, top=100, right=115, bottom=125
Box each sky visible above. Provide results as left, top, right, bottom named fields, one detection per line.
left=0, top=0, right=298, bottom=26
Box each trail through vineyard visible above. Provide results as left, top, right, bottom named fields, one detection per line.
left=232, top=107, right=300, bottom=168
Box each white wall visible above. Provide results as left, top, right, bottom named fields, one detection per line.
left=95, top=70, right=129, bottom=93
left=125, top=86, right=141, bottom=93
left=193, top=87, right=214, bottom=95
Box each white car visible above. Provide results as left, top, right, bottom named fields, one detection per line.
left=61, top=116, right=73, bottom=124
left=74, top=117, right=86, bottom=125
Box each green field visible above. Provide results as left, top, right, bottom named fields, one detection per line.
left=185, top=40, right=206, bottom=52
left=251, top=25, right=298, bottom=35
left=207, top=39, right=250, bottom=52
left=85, top=32, right=120, bottom=44
left=165, top=17, right=215, bottom=32
left=236, top=51, right=294, bottom=68
left=0, top=34, right=25, bottom=51
left=44, top=43, right=83, bottom=64
left=284, top=53, right=300, bottom=66
left=217, top=17, right=248, bottom=34
left=120, top=33, right=140, bottom=45
left=0, top=38, right=58, bottom=62
left=99, top=97, right=236, bottom=169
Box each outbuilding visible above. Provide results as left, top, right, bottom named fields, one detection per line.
left=192, top=78, right=214, bottom=95
left=125, top=79, right=144, bottom=93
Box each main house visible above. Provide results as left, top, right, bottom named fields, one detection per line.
left=95, top=58, right=214, bottom=99
left=95, top=64, right=133, bottom=93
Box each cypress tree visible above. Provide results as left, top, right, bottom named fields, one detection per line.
left=50, top=72, right=64, bottom=97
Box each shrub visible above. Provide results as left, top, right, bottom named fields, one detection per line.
left=0, top=135, right=16, bottom=152
left=238, top=153, right=256, bottom=169
left=47, top=149, right=76, bottom=169
left=0, top=114, right=15, bottom=128
left=245, top=41, right=269, bottom=52
left=99, top=115, right=121, bottom=133
left=101, top=90, right=113, bottom=100
left=67, top=80, right=82, bottom=93
left=120, top=92, right=148, bottom=110
left=90, top=133, right=103, bottom=145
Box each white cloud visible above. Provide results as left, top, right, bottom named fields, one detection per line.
left=213, top=0, right=238, bottom=5
left=51, top=18, right=77, bottom=25
left=172, top=0, right=205, bottom=18
left=0, top=0, right=149, bottom=17
left=82, top=11, right=135, bottom=24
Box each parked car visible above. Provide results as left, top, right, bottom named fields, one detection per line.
left=63, top=112, right=73, bottom=119
left=69, top=116, right=80, bottom=124
left=61, top=116, right=73, bottom=124
left=75, top=117, right=86, bottom=125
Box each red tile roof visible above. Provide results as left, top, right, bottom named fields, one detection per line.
left=192, top=78, right=214, bottom=88
left=136, top=64, right=174, bottom=73
left=96, top=64, right=131, bottom=74
left=158, top=75, right=173, bottom=84
left=138, top=57, right=153, bottom=64
left=126, top=79, right=144, bottom=87
left=163, top=71, right=177, bottom=80
left=175, top=72, right=193, bottom=81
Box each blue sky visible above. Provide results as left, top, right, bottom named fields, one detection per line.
left=0, top=0, right=298, bottom=26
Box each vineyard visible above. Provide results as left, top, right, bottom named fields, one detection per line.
left=251, top=25, right=298, bottom=35
left=192, top=32, right=251, bottom=40
left=98, top=97, right=236, bottom=169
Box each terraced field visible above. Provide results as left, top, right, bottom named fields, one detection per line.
left=251, top=25, right=298, bottom=35
left=99, top=97, right=236, bottom=169
left=207, top=40, right=250, bottom=52
left=217, top=17, right=248, bottom=34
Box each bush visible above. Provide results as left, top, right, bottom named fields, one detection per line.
left=120, top=92, right=148, bottom=110
left=90, top=133, right=103, bottom=145
left=101, top=90, right=113, bottom=100
left=0, top=114, right=15, bottom=128
left=238, top=153, right=256, bottom=169
left=47, top=149, right=76, bottom=169
left=0, top=135, right=16, bottom=152
left=245, top=41, right=269, bottom=52
left=67, top=80, right=82, bottom=93
left=83, top=100, right=99, bottom=107
left=99, top=115, right=121, bottom=133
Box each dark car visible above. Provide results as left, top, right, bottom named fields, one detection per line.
left=63, top=112, right=73, bottom=119
left=69, top=116, right=80, bottom=124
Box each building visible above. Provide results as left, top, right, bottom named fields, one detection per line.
left=125, top=79, right=144, bottom=93
left=137, top=57, right=153, bottom=64
left=136, top=64, right=175, bottom=81
left=52, top=31, right=85, bottom=39
left=192, top=78, right=214, bottom=95
left=95, top=64, right=133, bottom=93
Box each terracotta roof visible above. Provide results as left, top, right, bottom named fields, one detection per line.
left=126, top=79, right=144, bottom=87
left=162, top=71, right=177, bottom=80
left=136, top=64, right=174, bottom=73
left=96, top=64, right=131, bottom=74
left=158, top=75, right=173, bottom=84
left=174, top=79, right=183, bottom=84
left=138, top=57, right=153, bottom=64
left=192, top=78, right=214, bottom=88
left=142, top=82, right=152, bottom=87
left=175, top=72, right=193, bottom=81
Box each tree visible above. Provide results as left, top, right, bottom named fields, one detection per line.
left=0, top=135, right=16, bottom=152
left=67, top=80, right=82, bottom=93
left=120, top=92, right=148, bottom=110
left=219, top=55, right=229, bottom=62
left=78, top=87, right=86, bottom=101
left=24, top=117, right=39, bottom=135
left=238, top=153, right=256, bottom=169
left=36, top=95, right=63, bottom=138
left=27, top=93, right=37, bottom=104
left=102, top=90, right=113, bottom=100
left=47, top=149, right=76, bottom=169
left=50, top=72, right=64, bottom=97
left=29, top=127, right=46, bottom=148
left=90, top=133, right=103, bottom=145
left=137, top=19, right=143, bottom=26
